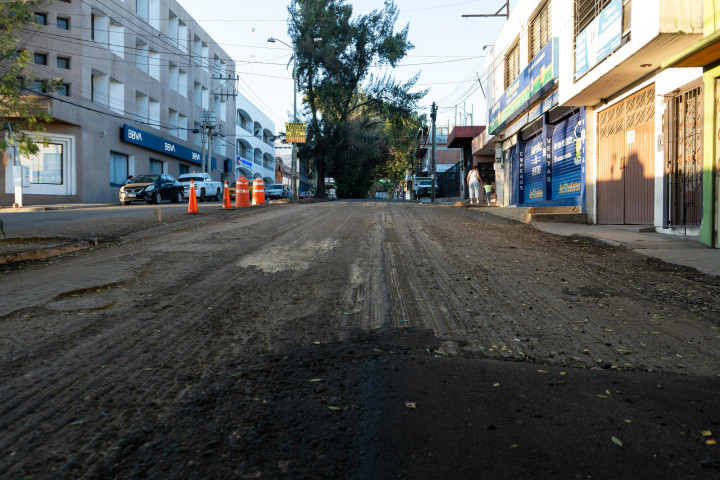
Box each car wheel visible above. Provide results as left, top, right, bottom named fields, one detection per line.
left=172, top=191, right=182, bottom=203
left=199, top=188, right=206, bottom=202
left=215, top=188, right=222, bottom=201
left=154, top=191, right=162, bottom=204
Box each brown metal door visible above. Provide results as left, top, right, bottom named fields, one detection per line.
left=624, top=86, right=655, bottom=224
left=597, top=85, right=655, bottom=224
left=597, top=102, right=626, bottom=224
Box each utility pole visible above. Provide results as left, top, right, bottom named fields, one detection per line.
left=431, top=102, right=437, bottom=204
left=461, top=0, right=509, bottom=19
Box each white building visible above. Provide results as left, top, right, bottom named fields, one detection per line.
left=480, top=0, right=703, bottom=236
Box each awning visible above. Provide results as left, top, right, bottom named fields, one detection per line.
left=662, top=30, right=720, bottom=68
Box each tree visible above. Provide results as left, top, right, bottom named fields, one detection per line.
left=0, top=1, right=56, bottom=162
left=288, top=0, right=426, bottom=198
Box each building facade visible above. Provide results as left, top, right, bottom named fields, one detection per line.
left=663, top=0, right=720, bottom=248
left=235, top=93, right=275, bottom=185
left=480, top=0, right=705, bottom=242
left=3, top=0, right=276, bottom=205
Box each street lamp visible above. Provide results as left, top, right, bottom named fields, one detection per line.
left=267, top=36, right=321, bottom=201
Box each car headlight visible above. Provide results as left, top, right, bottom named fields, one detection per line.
left=144, top=185, right=156, bottom=192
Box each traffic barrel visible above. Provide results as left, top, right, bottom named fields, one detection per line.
left=235, top=177, right=250, bottom=207
left=222, top=180, right=232, bottom=209
left=187, top=179, right=198, bottom=213
left=252, top=178, right=265, bottom=205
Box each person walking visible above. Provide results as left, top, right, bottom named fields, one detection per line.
left=483, top=181, right=493, bottom=206
left=466, top=165, right=481, bottom=204
left=124, top=175, right=134, bottom=185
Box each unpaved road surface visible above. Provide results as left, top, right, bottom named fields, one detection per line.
left=1, top=200, right=719, bottom=479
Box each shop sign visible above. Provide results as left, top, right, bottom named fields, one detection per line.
left=286, top=122, right=306, bottom=143
left=122, top=125, right=215, bottom=167
left=489, top=38, right=559, bottom=135
left=575, top=0, right=622, bottom=78
left=236, top=156, right=253, bottom=168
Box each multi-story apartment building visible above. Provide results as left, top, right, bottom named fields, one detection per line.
left=2, top=0, right=275, bottom=205
left=235, top=93, right=275, bottom=185
left=479, top=0, right=707, bottom=242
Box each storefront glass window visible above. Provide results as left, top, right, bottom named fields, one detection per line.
left=21, top=143, right=63, bottom=184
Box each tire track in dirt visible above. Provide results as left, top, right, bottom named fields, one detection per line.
left=1, top=205, right=351, bottom=478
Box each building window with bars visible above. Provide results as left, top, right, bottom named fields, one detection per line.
left=505, top=42, right=520, bottom=89
left=574, top=0, right=630, bottom=79
left=529, top=2, right=551, bottom=60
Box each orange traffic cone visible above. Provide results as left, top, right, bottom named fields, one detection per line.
left=188, top=179, right=198, bottom=213
left=222, top=180, right=232, bottom=209
left=235, top=177, right=249, bottom=208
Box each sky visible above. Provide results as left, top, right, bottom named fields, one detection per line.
left=178, top=0, right=520, bottom=132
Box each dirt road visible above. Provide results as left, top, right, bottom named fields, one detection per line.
left=1, top=201, right=719, bottom=479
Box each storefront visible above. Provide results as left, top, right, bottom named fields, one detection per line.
left=509, top=107, right=586, bottom=209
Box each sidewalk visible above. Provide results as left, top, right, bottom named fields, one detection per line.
left=432, top=197, right=720, bottom=276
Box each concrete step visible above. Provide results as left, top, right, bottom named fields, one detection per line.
left=531, top=212, right=587, bottom=224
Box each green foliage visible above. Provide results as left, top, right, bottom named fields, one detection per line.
left=289, top=0, right=426, bottom=197
left=0, top=1, right=57, bottom=160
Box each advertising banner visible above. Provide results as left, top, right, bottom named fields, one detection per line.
left=286, top=122, right=306, bottom=143
left=551, top=110, right=585, bottom=199
left=523, top=135, right=545, bottom=203
left=575, top=0, right=622, bottom=78
left=489, top=38, right=558, bottom=135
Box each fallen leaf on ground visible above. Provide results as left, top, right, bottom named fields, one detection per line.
left=493, top=382, right=500, bottom=387
left=536, top=370, right=549, bottom=374
left=701, top=430, right=712, bottom=437
left=328, top=406, right=341, bottom=411
left=309, top=378, right=322, bottom=382
left=611, top=436, right=623, bottom=447
left=405, top=401, right=417, bottom=409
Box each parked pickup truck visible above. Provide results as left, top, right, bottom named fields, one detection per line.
left=176, top=172, right=223, bottom=202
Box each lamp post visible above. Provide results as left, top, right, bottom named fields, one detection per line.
left=267, top=36, right=321, bottom=201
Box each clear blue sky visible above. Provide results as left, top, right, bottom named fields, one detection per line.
left=179, top=0, right=519, bottom=131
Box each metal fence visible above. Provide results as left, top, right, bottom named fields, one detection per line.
left=437, top=162, right=461, bottom=198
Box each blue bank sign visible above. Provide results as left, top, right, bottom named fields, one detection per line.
left=122, top=125, right=215, bottom=167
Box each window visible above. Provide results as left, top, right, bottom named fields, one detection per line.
left=92, top=13, right=109, bottom=45
left=169, top=63, right=178, bottom=92
left=136, top=40, right=149, bottom=73
left=23, top=143, right=63, bottom=184
left=31, top=80, right=47, bottom=93
left=150, top=159, right=163, bottom=174
left=57, top=56, right=70, bottom=69
left=57, top=17, right=70, bottom=30
left=574, top=0, right=629, bottom=77
left=179, top=164, right=190, bottom=175
left=135, top=92, right=149, bottom=123
left=169, top=109, right=178, bottom=137
left=529, top=2, right=551, bottom=60
left=57, top=83, right=70, bottom=96
left=149, top=99, right=160, bottom=129
left=505, top=42, right=520, bottom=89
left=35, top=13, right=47, bottom=25
left=34, top=53, right=47, bottom=65
left=110, top=152, right=128, bottom=187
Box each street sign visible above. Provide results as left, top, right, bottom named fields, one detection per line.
left=286, top=122, right=306, bottom=143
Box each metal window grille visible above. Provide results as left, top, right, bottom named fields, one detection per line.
left=505, top=43, right=520, bottom=89
left=665, top=86, right=703, bottom=227
left=529, top=2, right=551, bottom=60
